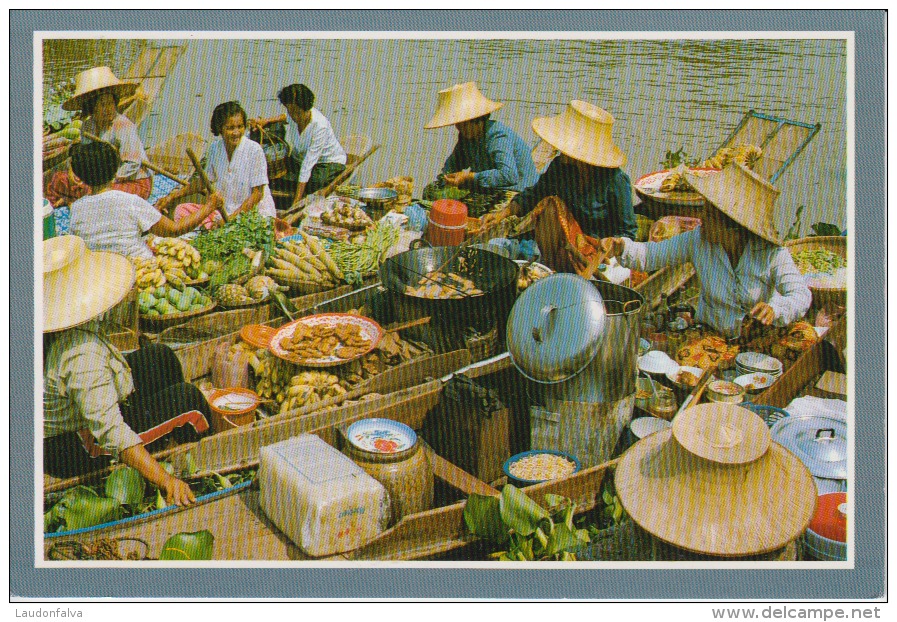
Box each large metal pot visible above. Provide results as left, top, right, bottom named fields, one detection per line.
left=379, top=246, right=519, bottom=352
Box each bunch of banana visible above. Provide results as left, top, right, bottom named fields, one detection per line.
left=131, top=256, right=167, bottom=292
left=248, top=349, right=293, bottom=405
left=702, top=143, right=763, bottom=170
left=148, top=237, right=209, bottom=282
left=279, top=371, right=346, bottom=415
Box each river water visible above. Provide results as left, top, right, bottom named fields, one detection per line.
left=43, top=37, right=848, bottom=234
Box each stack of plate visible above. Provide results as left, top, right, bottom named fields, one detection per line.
left=735, top=351, right=784, bottom=378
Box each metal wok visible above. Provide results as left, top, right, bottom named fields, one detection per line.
left=379, top=246, right=520, bottom=352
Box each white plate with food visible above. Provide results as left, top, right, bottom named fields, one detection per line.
left=665, top=365, right=706, bottom=389
left=268, top=313, right=384, bottom=367
left=734, top=372, right=775, bottom=393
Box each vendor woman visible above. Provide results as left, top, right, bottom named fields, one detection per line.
left=46, top=67, right=153, bottom=207
left=250, top=84, right=347, bottom=205
left=157, top=101, right=276, bottom=224
left=43, top=236, right=211, bottom=505
left=599, top=163, right=812, bottom=338
left=69, top=141, right=223, bottom=258
left=424, top=81, right=539, bottom=192
left=481, top=101, right=638, bottom=274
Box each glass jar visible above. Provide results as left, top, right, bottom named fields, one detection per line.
left=648, top=388, right=678, bottom=421
left=343, top=441, right=433, bottom=526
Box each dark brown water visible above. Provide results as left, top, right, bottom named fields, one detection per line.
left=43, top=37, right=848, bottom=233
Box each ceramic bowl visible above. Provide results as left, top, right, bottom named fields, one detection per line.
left=734, top=372, right=775, bottom=393
left=665, top=365, right=705, bottom=390
left=502, top=450, right=580, bottom=488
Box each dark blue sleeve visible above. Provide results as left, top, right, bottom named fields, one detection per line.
left=608, top=170, right=637, bottom=239
left=514, top=161, right=554, bottom=216
left=473, top=129, right=520, bottom=189
left=440, top=140, right=464, bottom=175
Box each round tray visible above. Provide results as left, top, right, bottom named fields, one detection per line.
left=139, top=300, right=217, bottom=329
left=786, top=236, right=847, bottom=309
left=268, top=313, right=384, bottom=367
left=634, top=167, right=721, bottom=208
left=240, top=324, right=277, bottom=349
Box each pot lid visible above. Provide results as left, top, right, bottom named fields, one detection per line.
left=771, top=414, right=847, bottom=480
left=808, top=492, right=848, bottom=543
left=506, top=273, right=606, bottom=383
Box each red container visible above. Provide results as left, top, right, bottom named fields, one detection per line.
left=808, top=492, right=847, bottom=543
left=425, top=199, right=468, bottom=246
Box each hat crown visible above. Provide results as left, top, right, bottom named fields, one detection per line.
left=531, top=100, right=626, bottom=168
left=672, top=403, right=771, bottom=464
left=43, top=234, right=86, bottom=275
left=63, top=66, right=137, bottom=111
left=569, top=100, right=616, bottom=125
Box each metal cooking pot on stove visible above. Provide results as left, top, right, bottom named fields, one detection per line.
left=379, top=245, right=519, bottom=352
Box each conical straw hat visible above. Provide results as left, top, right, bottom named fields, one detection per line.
left=62, top=66, right=138, bottom=112
left=672, top=403, right=771, bottom=465
left=686, top=162, right=783, bottom=245
left=615, top=428, right=817, bottom=557
left=424, top=82, right=504, bottom=129
left=43, top=236, right=135, bottom=333
left=531, top=100, right=626, bottom=168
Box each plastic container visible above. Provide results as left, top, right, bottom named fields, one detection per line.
left=211, top=342, right=251, bottom=391
left=502, top=449, right=580, bottom=488
left=258, top=434, right=389, bottom=557
left=43, top=200, right=56, bottom=240
left=208, top=387, right=259, bottom=433
left=342, top=418, right=433, bottom=525
left=803, top=492, right=847, bottom=561
left=424, top=199, right=468, bottom=246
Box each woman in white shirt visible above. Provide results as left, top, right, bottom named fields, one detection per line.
left=158, top=101, right=276, bottom=224
left=251, top=84, right=346, bottom=204
left=599, top=163, right=811, bottom=339
left=69, top=141, right=223, bottom=258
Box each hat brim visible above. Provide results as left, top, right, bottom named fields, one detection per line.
left=531, top=116, right=626, bottom=168
left=62, top=83, right=138, bottom=112
left=615, top=430, right=817, bottom=557
left=44, top=251, right=135, bottom=332
left=424, top=101, right=504, bottom=129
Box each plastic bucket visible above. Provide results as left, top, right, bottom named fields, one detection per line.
left=208, top=387, right=259, bottom=433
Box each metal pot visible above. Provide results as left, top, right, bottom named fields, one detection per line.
left=379, top=246, right=519, bottom=352
left=770, top=414, right=847, bottom=481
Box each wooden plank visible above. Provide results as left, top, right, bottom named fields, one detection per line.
left=754, top=338, right=825, bottom=409
left=425, top=446, right=500, bottom=497
left=815, top=371, right=847, bottom=397
left=634, top=263, right=696, bottom=310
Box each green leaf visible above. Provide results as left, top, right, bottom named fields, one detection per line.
left=184, top=452, right=199, bottom=476
left=499, top=485, right=549, bottom=537
left=105, top=467, right=146, bottom=507
left=534, top=526, right=549, bottom=550
left=810, top=222, right=843, bottom=237
left=543, top=493, right=566, bottom=511
left=544, top=521, right=589, bottom=557
left=159, top=530, right=215, bottom=561
left=55, top=486, right=121, bottom=530
left=463, top=493, right=508, bottom=544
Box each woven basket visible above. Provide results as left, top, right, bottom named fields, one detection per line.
left=258, top=126, right=292, bottom=180
left=139, top=301, right=217, bottom=331
left=786, top=236, right=847, bottom=310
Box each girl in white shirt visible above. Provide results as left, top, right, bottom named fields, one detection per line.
left=158, top=101, right=276, bottom=224
left=251, top=84, right=346, bottom=204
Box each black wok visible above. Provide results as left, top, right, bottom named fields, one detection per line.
left=379, top=246, right=519, bottom=352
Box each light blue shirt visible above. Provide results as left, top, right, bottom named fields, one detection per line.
left=621, top=228, right=812, bottom=337
left=440, top=120, right=539, bottom=191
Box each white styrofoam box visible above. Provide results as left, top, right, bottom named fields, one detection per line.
left=258, top=434, right=389, bottom=557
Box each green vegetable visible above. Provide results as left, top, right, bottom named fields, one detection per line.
left=175, top=296, right=192, bottom=313
left=137, top=291, right=157, bottom=308
left=191, top=209, right=274, bottom=262
left=105, top=467, right=145, bottom=507
left=209, top=253, right=252, bottom=290
left=792, top=248, right=846, bottom=275
left=45, top=486, right=120, bottom=532
left=155, top=285, right=169, bottom=299
left=167, top=289, right=183, bottom=305
left=159, top=530, right=215, bottom=561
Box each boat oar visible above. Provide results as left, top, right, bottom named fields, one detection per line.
left=185, top=147, right=228, bottom=223
left=82, top=131, right=191, bottom=187
left=281, top=144, right=381, bottom=225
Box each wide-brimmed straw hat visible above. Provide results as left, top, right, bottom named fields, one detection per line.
left=531, top=100, right=626, bottom=168
left=424, top=82, right=504, bottom=129
left=62, top=66, right=138, bottom=112
left=687, top=162, right=783, bottom=245
left=615, top=404, right=817, bottom=557
left=43, top=236, right=135, bottom=333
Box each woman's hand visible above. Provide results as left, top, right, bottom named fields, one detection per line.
left=155, top=194, right=173, bottom=213
left=598, top=237, right=626, bottom=261
left=248, top=117, right=268, bottom=132
left=443, top=171, right=476, bottom=188
left=481, top=206, right=512, bottom=230
left=204, top=192, right=224, bottom=214
left=161, top=475, right=196, bottom=507
left=750, top=302, right=777, bottom=325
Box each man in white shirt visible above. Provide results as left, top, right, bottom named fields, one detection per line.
left=251, top=84, right=347, bottom=205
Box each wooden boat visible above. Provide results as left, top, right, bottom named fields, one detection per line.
left=43, top=290, right=845, bottom=562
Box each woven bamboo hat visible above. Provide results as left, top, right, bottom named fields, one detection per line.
left=43, top=235, right=135, bottom=333
left=615, top=405, right=817, bottom=557
left=672, top=403, right=771, bottom=464
left=687, top=162, right=783, bottom=245
left=62, top=66, right=138, bottom=112
left=424, top=82, right=504, bottom=129
left=531, top=100, right=626, bottom=168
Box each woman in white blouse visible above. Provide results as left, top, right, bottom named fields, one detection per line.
left=600, top=163, right=811, bottom=338
left=250, top=84, right=347, bottom=205
left=158, top=101, right=276, bottom=224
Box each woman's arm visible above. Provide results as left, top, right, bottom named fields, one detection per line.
left=155, top=176, right=204, bottom=212
left=765, top=246, right=813, bottom=325
left=472, top=132, right=521, bottom=189
left=608, top=228, right=697, bottom=272
left=150, top=193, right=223, bottom=237
left=119, top=444, right=196, bottom=506
left=249, top=113, right=287, bottom=131
left=234, top=185, right=264, bottom=217
left=607, top=171, right=638, bottom=240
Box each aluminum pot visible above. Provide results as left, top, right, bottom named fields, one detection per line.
left=507, top=275, right=644, bottom=404
left=379, top=245, right=519, bottom=352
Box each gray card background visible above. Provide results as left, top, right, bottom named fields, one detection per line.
left=10, top=10, right=885, bottom=600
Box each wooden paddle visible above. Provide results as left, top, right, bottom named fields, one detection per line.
left=185, top=147, right=228, bottom=223
left=281, top=144, right=381, bottom=225
left=82, top=131, right=191, bottom=186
